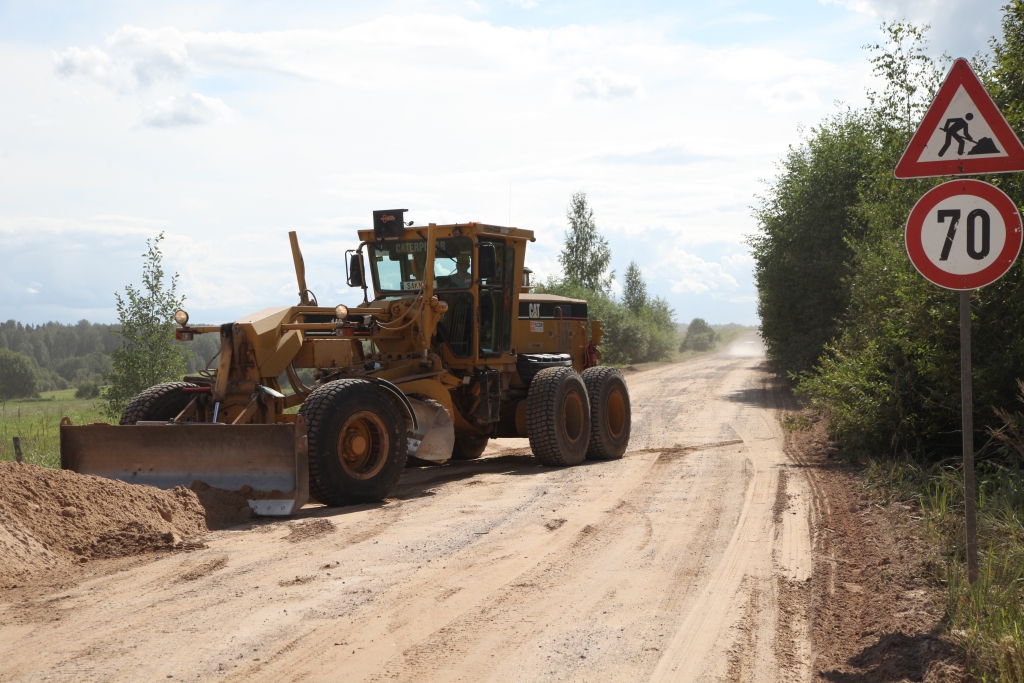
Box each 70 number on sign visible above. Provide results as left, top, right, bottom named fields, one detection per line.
left=937, top=208, right=992, bottom=261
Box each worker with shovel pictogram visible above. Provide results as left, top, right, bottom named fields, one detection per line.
left=939, top=113, right=976, bottom=156
left=938, top=112, right=1001, bottom=157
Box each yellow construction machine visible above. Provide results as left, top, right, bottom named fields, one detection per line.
left=61, top=211, right=631, bottom=515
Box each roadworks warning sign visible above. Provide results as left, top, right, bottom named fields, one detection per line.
left=895, top=58, right=1024, bottom=178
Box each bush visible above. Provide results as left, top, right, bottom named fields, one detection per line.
left=75, top=381, right=101, bottom=399
left=0, top=349, right=38, bottom=400
left=681, top=318, right=718, bottom=352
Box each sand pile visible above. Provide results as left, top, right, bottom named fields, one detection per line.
left=189, top=481, right=253, bottom=529
left=0, top=463, right=254, bottom=586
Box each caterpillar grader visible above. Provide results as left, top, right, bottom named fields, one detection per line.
left=60, top=211, right=631, bottom=515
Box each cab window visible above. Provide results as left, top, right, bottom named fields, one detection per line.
left=369, top=238, right=473, bottom=293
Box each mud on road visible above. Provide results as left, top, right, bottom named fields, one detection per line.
left=0, top=333, right=817, bottom=682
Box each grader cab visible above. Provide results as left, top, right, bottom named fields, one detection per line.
left=61, top=212, right=631, bottom=514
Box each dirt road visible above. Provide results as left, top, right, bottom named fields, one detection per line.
left=0, top=333, right=814, bottom=682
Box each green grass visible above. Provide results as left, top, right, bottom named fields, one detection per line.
left=0, top=390, right=107, bottom=468
left=865, top=458, right=1024, bottom=681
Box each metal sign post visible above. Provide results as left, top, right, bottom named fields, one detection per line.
left=959, top=291, right=979, bottom=583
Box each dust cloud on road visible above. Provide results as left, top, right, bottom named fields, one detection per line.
left=0, top=332, right=813, bottom=682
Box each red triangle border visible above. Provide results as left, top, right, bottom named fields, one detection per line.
left=894, top=58, right=1024, bottom=179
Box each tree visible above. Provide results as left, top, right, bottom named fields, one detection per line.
left=0, top=349, right=38, bottom=399
left=681, top=318, right=718, bottom=352
left=622, top=261, right=647, bottom=314
left=105, top=233, right=187, bottom=419
left=749, top=110, right=875, bottom=377
left=559, top=191, right=613, bottom=292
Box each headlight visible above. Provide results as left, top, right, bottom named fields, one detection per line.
left=335, top=304, right=349, bottom=320
left=174, top=309, right=189, bottom=326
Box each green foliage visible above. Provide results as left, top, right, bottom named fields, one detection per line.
left=803, top=17, right=1024, bottom=456
left=559, top=191, right=613, bottom=292
left=749, top=109, right=875, bottom=377
left=681, top=318, right=718, bottom=352
left=0, top=349, right=38, bottom=400
left=622, top=260, right=647, bottom=313
left=75, top=381, right=100, bottom=399
left=0, top=319, right=118, bottom=390
left=753, top=17, right=1024, bottom=457
left=105, top=233, right=187, bottom=420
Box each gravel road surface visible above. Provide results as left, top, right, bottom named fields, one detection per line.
left=0, top=332, right=813, bottom=682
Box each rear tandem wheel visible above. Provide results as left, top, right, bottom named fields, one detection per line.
left=581, top=366, right=631, bottom=460
left=525, top=366, right=591, bottom=466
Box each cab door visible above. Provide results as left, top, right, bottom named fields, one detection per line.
left=478, top=239, right=515, bottom=358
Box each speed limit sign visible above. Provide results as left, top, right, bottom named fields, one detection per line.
left=905, top=179, right=1023, bottom=290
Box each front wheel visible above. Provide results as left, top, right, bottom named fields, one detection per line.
left=120, top=382, right=198, bottom=424
left=300, top=379, right=407, bottom=506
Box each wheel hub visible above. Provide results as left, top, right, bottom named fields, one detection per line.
left=607, top=388, right=626, bottom=440
left=337, top=411, right=389, bottom=480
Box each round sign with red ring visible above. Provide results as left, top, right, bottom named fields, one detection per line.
left=905, top=179, right=1023, bottom=290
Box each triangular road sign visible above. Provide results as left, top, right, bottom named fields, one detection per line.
left=895, top=58, right=1024, bottom=178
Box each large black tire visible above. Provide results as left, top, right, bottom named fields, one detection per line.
left=300, top=379, right=407, bottom=507
left=581, top=367, right=631, bottom=460
left=119, top=382, right=198, bottom=425
left=526, top=367, right=590, bottom=466
left=451, top=435, right=488, bottom=460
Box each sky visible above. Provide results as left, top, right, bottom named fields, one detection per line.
left=0, top=0, right=1006, bottom=327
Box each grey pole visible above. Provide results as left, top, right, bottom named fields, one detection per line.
left=960, top=289, right=979, bottom=584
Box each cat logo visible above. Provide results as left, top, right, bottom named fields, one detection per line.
left=529, top=303, right=541, bottom=319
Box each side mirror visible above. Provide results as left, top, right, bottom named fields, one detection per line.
left=478, top=244, right=498, bottom=281
left=347, top=253, right=365, bottom=288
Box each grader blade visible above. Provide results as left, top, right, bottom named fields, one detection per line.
left=60, top=418, right=309, bottom=516
left=406, top=398, right=455, bottom=463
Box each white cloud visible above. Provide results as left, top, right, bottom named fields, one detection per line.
left=570, top=66, right=645, bottom=100
left=824, top=0, right=1002, bottom=58
left=656, top=248, right=741, bottom=295
left=53, top=46, right=117, bottom=87
left=141, top=93, right=233, bottom=127
left=109, top=25, right=190, bottom=87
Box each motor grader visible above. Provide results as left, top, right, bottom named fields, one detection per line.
left=60, top=211, right=631, bottom=515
